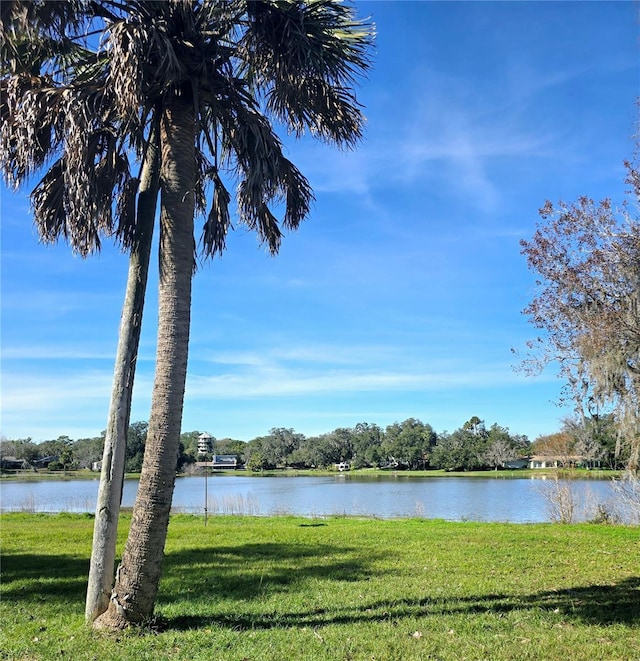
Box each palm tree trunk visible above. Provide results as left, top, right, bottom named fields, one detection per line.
left=94, top=93, right=195, bottom=629
left=85, top=123, right=160, bottom=623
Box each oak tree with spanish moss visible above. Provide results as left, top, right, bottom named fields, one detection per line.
left=520, top=156, right=640, bottom=471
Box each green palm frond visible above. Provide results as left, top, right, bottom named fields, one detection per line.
left=0, top=0, right=89, bottom=43
left=244, top=0, right=373, bottom=82
left=241, top=0, right=373, bottom=145
left=267, top=76, right=365, bottom=145
left=228, top=107, right=313, bottom=252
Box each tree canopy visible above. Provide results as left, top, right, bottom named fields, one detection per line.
left=520, top=155, right=640, bottom=470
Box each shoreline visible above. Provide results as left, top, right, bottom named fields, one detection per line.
left=0, top=466, right=622, bottom=482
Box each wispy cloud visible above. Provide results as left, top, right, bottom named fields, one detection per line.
left=1, top=368, right=155, bottom=440
left=2, top=344, right=115, bottom=360
left=289, top=67, right=560, bottom=215
left=185, top=364, right=528, bottom=400
left=2, top=370, right=113, bottom=412
left=185, top=338, right=544, bottom=402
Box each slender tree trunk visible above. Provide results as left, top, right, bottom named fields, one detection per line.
left=94, top=94, right=195, bottom=629
left=85, top=125, right=160, bottom=623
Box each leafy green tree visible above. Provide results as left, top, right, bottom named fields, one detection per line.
left=58, top=442, right=76, bottom=472
left=43, top=436, right=76, bottom=471
left=180, top=430, right=204, bottom=462
left=431, top=426, right=488, bottom=472
left=290, top=430, right=352, bottom=469
left=463, top=416, right=487, bottom=437
left=176, top=440, right=193, bottom=473
left=323, top=428, right=355, bottom=466
left=289, top=435, right=324, bottom=468
left=560, top=414, right=624, bottom=468
left=125, top=421, right=148, bottom=473
left=0, top=437, right=39, bottom=464
left=244, top=437, right=276, bottom=471
left=589, top=413, right=628, bottom=469
left=483, top=424, right=528, bottom=470
left=73, top=436, right=105, bottom=469
left=246, top=428, right=304, bottom=469
left=382, top=418, right=436, bottom=469
left=215, top=438, right=246, bottom=460
left=351, top=422, right=383, bottom=468
left=246, top=451, right=270, bottom=473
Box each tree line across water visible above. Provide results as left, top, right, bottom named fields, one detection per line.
left=1, top=412, right=631, bottom=474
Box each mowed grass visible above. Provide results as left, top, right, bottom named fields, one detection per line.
left=1, top=513, right=638, bottom=660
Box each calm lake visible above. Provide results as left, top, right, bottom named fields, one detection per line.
left=0, top=474, right=622, bottom=523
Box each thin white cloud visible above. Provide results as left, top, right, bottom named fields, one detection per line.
left=184, top=363, right=531, bottom=400
left=1, top=344, right=115, bottom=360
left=287, top=68, right=560, bottom=216
left=2, top=370, right=111, bottom=408
left=185, top=336, right=545, bottom=400
left=205, top=343, right=402, bottom=367
left=1, top=368, right=155, bottom=440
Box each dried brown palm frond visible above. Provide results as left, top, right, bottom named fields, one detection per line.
left=201, top=169, right=233, bottom=256
left=31, top=123, right=135, bottom=255
left=0, top=76, right=64, bottom=186
left=1, top=0, right=153, bottom=256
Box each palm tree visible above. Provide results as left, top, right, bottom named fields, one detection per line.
left=95, top=0, right=372, bottom=630
left=4, top=0, right=373, bottom=630
left=1, top=1, right=161, bottom=623
left=85, top=122, right=160, bottom=623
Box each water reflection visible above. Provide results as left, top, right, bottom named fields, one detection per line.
left=0, top=473, right=620, bottom=523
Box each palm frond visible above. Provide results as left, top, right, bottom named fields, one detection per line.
left=31, top=157, right=102, bottom=255
left=219, top=100, right=312, bottom=251
left=244, top=0, right=373, bottom=83
left=201, top=169, right=233, bottom=257
left=241, top=0, right=373, bottom=144
left=278, top=157, right=313, bottom=230
left=3, top=0, right=371, bottom=261
left=0, top=0, right=90, bottom=43
left=266, top=76, right=365, bottom=146
left=115, top=174, right=140, bottom=248
left=0, top=76, right=65, bottom=187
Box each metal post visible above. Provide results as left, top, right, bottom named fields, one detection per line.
left=198, top=432, right=213, bottom=526
left=204, top=458, right=208, bottom=526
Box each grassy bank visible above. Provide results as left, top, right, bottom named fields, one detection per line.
left=1, top=513, right=638, bottom=660
left=0, top=469, right=141, bottom=482
left=1, top=467, right=623, bottom=481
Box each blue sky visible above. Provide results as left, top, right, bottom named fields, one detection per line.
left=1, top=1, right=638, bottom=443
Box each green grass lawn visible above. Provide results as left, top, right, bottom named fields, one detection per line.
left=1, top=513, right=638, bottom=660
